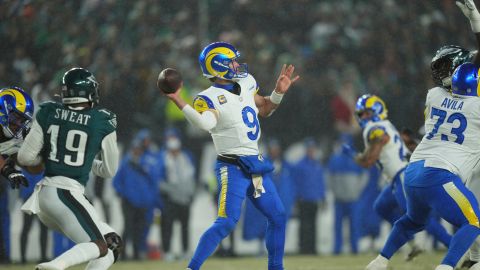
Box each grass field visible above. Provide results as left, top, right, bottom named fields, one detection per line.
left=0, top=252, right=448, bottom=270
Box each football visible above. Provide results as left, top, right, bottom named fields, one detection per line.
left=157, top=68, right=182, bottom=94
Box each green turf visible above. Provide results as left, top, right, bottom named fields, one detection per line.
left=0, top=252, right=446, bottom=270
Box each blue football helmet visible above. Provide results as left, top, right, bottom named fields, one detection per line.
left=355, top=94, right=388, bottom=128
left=199, top=42, right=248, bottom=81
left=0, top=87, right=34, bottom=138
left=451, top=63, right=480, bottom=97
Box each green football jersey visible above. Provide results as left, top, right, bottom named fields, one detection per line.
left=36, top=102, right=117, bottom=185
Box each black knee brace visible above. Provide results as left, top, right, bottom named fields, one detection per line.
left=104, top=232, right=123, bottom=262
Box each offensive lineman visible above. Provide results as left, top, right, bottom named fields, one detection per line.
left=165, top=42, right=299, bottom=270
left=365, top=64, right=480, bottom=270
left=18, top=68, right=121, bottom=270
left=365, top=1, right=480, bottom=269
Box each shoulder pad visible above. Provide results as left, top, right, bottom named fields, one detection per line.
left=98, top=108, right=116, bottom=117
left=36, top=101, right=61, bottom=123
left=39, top=101, right=61, bottom=110
left=249, top=74, right=260, bottom=94
left=244, top=74, right=259, bottom=94
left=427, top=86, right=448, bottom=97
left=367, top=126, right=387, bottom=142
left=97, top=108, right=117, bottom=129
left=193, top=95, right=215, bottom=113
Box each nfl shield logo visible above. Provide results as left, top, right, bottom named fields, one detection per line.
left=218, top=95, right=227, bottom=104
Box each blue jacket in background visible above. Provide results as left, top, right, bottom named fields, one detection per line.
left=357, top=166, right=382, bottom=237
left=272, top=160, right=296, bottom=218
left=293, top=156, right=326, bottom=202
left=327, top=151, right=366, bottom=202
left=327, top=152, right=363, bottom=174
left=113, top=150, right=161, bottom=209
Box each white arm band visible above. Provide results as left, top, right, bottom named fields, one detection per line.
left=182, top=105, right=218, bottom=131
left=270, top=91, right=284, bottom=105
left=92, top=132, right=119, bottom=178
left=18, top=121, right=44, bottom=166
left=471, top=20, right=480, bottom=33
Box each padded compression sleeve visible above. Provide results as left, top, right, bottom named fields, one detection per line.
left=92, top=132, right=119, bottom=178
left=182, top=105, right=218, bottom=131
left=17, top=121, right=44, bottom=166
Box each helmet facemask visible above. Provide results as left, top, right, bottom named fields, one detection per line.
left=431, top=57, right=455, bottom=88
left=199, top=42, right=248, bottom=81
left=431, top=46, right=472, bottom=89
left=210, top=54, right=248, bottom=81
left=0, top=106, right=32, bottom=139
left=355, top=94, right=387, bottom=129
left=0, top=87, right=34, bottom=139
left=228, top=58, right=248, bottom=80
left=355, top=109, right=377, bottom=129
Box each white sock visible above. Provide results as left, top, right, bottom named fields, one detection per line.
left=435, top=264, right=453, bottom=270
left=471, top=238, right=480, bottom=262
left=374, top=254, right=389, bottom=265
left=407, top=241, right=416, bottom=248
left=85, top=249, right=114, bottom=270
left=51, top=242, right=100, bottom=269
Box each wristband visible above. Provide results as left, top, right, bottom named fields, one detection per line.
left=270, top=90, right=284, bottom=105
left=472, top=19, right=480, bottom=33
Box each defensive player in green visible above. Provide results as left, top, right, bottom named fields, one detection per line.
left=18, top=67, right=121, bottom=270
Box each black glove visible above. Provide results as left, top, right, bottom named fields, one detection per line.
left=104, top=232, right=123, bottom=262
left=1, top=158, right=28, bottom=189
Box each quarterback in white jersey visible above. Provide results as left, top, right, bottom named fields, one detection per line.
left=193, top=73, right=261, bottom=156
left=165, top=42, right=299, bottom=270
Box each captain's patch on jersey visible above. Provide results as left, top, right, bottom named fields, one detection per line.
left=218, top=95, right=227, bottom=104
left=367, top=126, right=387, bottom=142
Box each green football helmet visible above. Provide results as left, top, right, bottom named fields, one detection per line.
left=431, top=45, right=472, bottom=88
left=61, top=67, right=99, bottom=105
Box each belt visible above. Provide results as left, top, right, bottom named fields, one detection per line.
left=217, top=154, right=240, bottom=165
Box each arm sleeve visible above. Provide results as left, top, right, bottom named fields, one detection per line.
left=182, top=105, right=218, bottom=131
left=17, top=121, right=44, bottom=166
left=92, top=131, right=119, bottom=178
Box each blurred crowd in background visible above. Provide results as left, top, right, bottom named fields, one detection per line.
left=0, top=0, right=472, bottom=264
left=1, top=0, right=475, bottom=146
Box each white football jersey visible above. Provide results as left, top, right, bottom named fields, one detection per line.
left=362, top=120, right=408, bottom=181
left=193, top=74, right=260, bottom=156
left=0, top=138, right=23, bottom=156
left=411, top=87, right=480, bottom=183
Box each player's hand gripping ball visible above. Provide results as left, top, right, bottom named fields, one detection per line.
left=157, top=68, right=183, bottom=94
